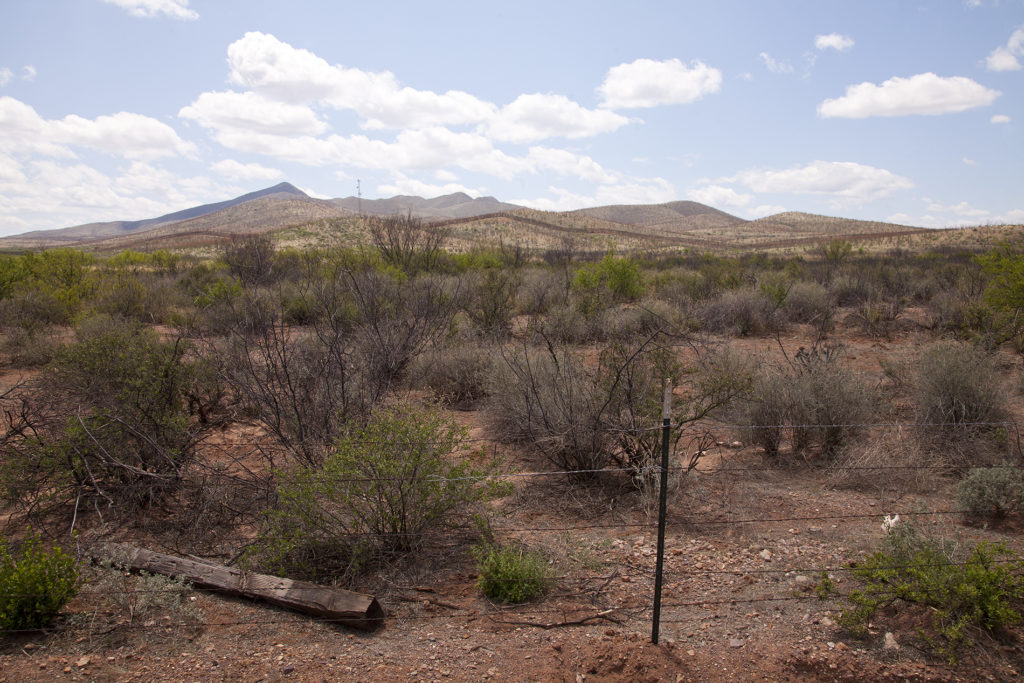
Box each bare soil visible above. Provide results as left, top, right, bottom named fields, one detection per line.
left=2, top=315, right=1023, bottom=681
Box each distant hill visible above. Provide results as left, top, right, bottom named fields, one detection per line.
left=329, top=192, right=522, bottom=219
left=0, top=182, right=934, bottom=253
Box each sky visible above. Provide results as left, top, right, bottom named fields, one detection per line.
left=0, top=0, right=1022, bottom=237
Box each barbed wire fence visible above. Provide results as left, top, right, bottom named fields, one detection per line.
left=2, top=417, right=1023, bottom=645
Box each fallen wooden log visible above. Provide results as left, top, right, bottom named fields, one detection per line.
left=92, top=543, right=384, bottom=631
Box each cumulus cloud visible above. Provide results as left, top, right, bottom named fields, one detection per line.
left=485, top=93, right=630, bottom=143
left=925, top=199, right=991, bottom=218
left=0, top=68, right=11, bottom=87
left=986, top=27, right=1024, bottom=71
left=376, top=172, right=481, bottom=198
left=525, top=147, right=618, bottom=184
left=686, top=184, right=754, bottom=208
left=815, top=33, right=855, bottom=51
left=516, top=177, right=677, bottom=212
left=180, top=91, right=327, bottom=137
left=598, top=58, right=722, bottom=109
left=818, top=73, right=1000, bottom=118
left=0, top=158, right=223, bottom=235
left=101, top=0, right=198, bottom=20
left=991, top=114, right=1012, bottom=124
left=210, top=159, right=284, bottom=182
left=732, top=160, right=914, bottom=202
left=759, top=53, right=794, bottom=74
left=225, top=31, right=495, bottom=129
left=0, top=96, right=194, bottom=160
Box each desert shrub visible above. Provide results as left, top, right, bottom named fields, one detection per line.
left=411, top=342, right=494, bottom=408
left=827, top=430, right=943, bottom=494
left=490, top=337, right=749, bottom=481
left=738, top=345, right=873, bottom=459
left=651, top=268, right=712, bottom=305
left=1, top=328, right=62, bottom=367
left=911, top=341, right=1007, bottom=467
left=5, top=316, right=203, bottom=510
left=0, top=532, right=78, bottom=631
left=927, top=290, right=995, bottom=339
left=534, top=303, right=595, bottom=344
left=782, top=281, right=835, bottom=326
left=463, top=268, right=519, bottom=336
left=223, top=234, right=276, bottom=286
left=92, top=269, right=156, bottom=321
left=488, top=343, right=609, bottom=473
left=472, top=539, right=551, bottom=603
left=829, top=274, right=872, bottom=306
left=0, top=288, right=69, bottom=331
left=841, top=519, right=1024, bottom=663
left=88, top=557, right=198, bottom=628
left=367, top=212, right=449, bottom=274
left=957, top=465, right=1024, bottom=521
left=572, top=254, right=644, bottom=314
left=699, top=288, right=782, bottom=337
left=248, top=405, right=505, bottom=582
left=518, top=268, right=565, bottom=315
left=846, top=296, right=903, bottom=339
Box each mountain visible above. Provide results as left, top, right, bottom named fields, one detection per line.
left=328, top=192, right=522, bottom=218
left=5, top=182, right=312, bottom=247
left=0, top=182, right=932, bottom=252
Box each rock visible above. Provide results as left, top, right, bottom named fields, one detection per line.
left=883, top=632, right=899, bottom=650
left=759, top=549, right=772, bottom=561
left=807, top=526, right=823, bottom=534
left=283, top=664, right=295, bottom=674
left=821, top=617, right=835, bottom=627
left=729, top=638, right=744, bottom=648
left=794, top=575, right=811, bottom=585
left=75, top=656, right=91, bottom=668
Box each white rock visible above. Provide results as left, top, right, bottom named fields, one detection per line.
left=883, top=632, right=899, bottom=650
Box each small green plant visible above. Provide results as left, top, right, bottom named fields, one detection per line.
left=840, top=518, right=1024, bottom=663
left=472, top=539, right=551, bottom=603
left=249, top=404, right=508, bottom=582
left=957, top=464, right=1024, bottom=521
left=0, top=532, right=78, bottom=631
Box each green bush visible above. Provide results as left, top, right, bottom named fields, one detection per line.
left=249, top=404, right=507, bottom=582
left=957, top=465, right=1024, bottom=521
left=472, top=540, right=551, bottom=603
left=0, top=532, right=78, bottom=631
left=841, top=519, right=1024, bottom=663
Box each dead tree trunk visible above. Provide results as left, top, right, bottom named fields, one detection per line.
left=93, top=543, right=384, bottom=631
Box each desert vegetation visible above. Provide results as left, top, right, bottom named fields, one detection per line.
left=2, top=216, right=1024, bottom=677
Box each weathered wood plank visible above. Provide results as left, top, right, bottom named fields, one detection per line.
left=93, top=543, right=384, bottom=631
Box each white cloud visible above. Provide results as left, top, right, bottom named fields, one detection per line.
left=485, top=93, right=630, bottom=143
left=22, top=66, right=36, bottom=82
left=180, top=91, right=327, bottom=136
left=759, top=53, right=793, bottom=74
left=751, top=204, right=787, bottom=217
left=210, top=159, right=284, bottom=182
left=0, top=158, right=224, bottom=235
left=962, top=157, right=977, bottom=166
left=818, top=73, right=1000, bottom=118
left=815, top=33, right=855, bottom=52
left=986, top=27, right=1024, bottom=71
left=0, top=68, right=11, bottom=87
left=991, top=114, right=1012, bottom=124
left=686, top=184, right=754, bottom=208
left=516, top=177, right=677, bottom=211
left=598, top=58, right=722, bottom=109
left=926, top=200, right=991, bottom=218
left=225, top=31, right=495, bottom=130
left=732, top=160, right=913, bottom=202
left=50, top=110, right=196, bottom=159
left=101, top=0, right=197, bottom=20
left=996, top=209, right=1024, bottom=224
left=376, top=172, right=481, bottom=198
left=525, top=147, right=618, bottom=184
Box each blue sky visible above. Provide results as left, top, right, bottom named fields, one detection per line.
left=0, top=0, right=1021, bottom=237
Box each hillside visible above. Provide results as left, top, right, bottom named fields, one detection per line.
left=0, top=182, right=939, bottom=253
